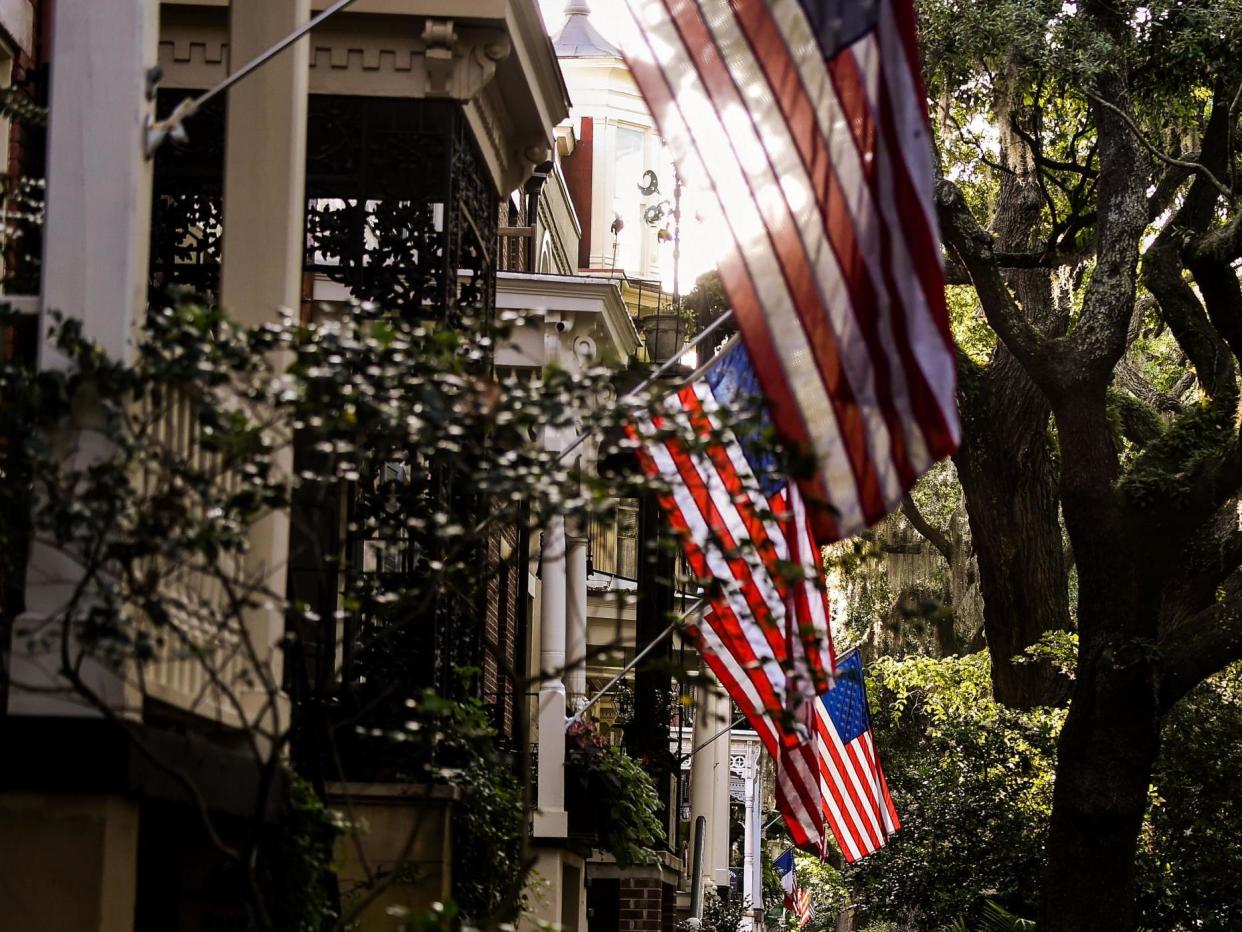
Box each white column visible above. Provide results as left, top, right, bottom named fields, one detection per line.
left=219, top=0, right=310, bottom=725
left=751, top=749, right=765, bottom=920
left=741, top=740, right=764, bottom=925
left=220, top=0, right=310, bottom=322
left=564, top=522, right=588, bottom=710
left=8, top=0, right=160, bottom=716
left=713, top=702, right=732, bottom=887
left=534, top=512, right=569, bottom=837
left=690, top=682, right=722, bottom=893
left=38, top=0, right=158, bottom=366
left=743, top=749, right=756, bottom=912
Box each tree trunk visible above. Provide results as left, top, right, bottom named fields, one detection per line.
left=1040, top=599, right=1161, bottom=929
left=1042, top=418, right=1166, bottom=930
left=951, top=60, right=1074, bottom=709
left=954, top=399, right=1072, bottom=707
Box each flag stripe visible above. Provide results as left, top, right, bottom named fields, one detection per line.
left=660, top=426, right=784, bottom=644
left=632, top=435, right=791, bottom=723
left=814, top=708, right=882, bottom=854
left=696, top=0, right=919, bottom=502
left=821, top=699, right=887, bottom=845
left=677, top=384, right=833, bottom=694
left=837, top=42, right=957, bottom=450
left=616, top=2, right=844, bottom=541
left=665, top=391, right=789, bottom=648
left=692, top=616, right=782, bottom=753
left=735, top=0, right=952, bottom=468
left=787, top=485, right=835, bottom=683
left=681, top=384, right=788, bottom=572
left=810, top=653, right=900, bottom=862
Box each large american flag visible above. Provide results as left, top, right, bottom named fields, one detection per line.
left=617, top=0, right=959, bottom=544
left=632, top=340, right=837, bottom=721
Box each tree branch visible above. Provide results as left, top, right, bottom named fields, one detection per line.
left=1146, top=82, right=1242, bottom=385
left=935, top=179, right=1062, bottom=394
left=900, top=496, right=953, bottom=563
left=1084, top=89, right=1235, bottom=202
left=1158, top=572, right=1242, bottom=714
left=1067, top=76, right=1150, bottom=386
left=1147, top=160, right=1194, bottom=223
left=1113, top=359, right=1183, bottom=414
left=1142, top=234, right=1236, bottom=399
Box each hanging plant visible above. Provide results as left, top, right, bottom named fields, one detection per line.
left=565, top=719, right=664, bottom=866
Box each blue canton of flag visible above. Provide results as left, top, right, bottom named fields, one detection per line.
left=703, top=342, right=784, bottom=503
left=800, top=0, right=882, bottom=56
left=821, top=651, right=870, bottom=745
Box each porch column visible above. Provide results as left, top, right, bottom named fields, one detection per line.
left=221, top=0, right=310, bottom=316
left=534, top=511, right=569, bottom=837
left=8, top=0, right=160, bottom=716
left=742, top=748, right=756, bottom=914
left=689, top=681, right=722, bottom=893
left=565, top=519, right=589, bottom=710
left=38, top=0, right=158, bottom=365
left=713, top=703, right=732, bottom=887
left=750, top=748, right=765, bottom=920
left=218, top=0, right=311, bottom=721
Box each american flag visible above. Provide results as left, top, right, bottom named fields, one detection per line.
left=631, top=340, right=837, bottom=726
left=806, top=649, right=900, bottom=861
left=632, top=339, right=901, bottom=860
left=617, top=0, right=960, bottom=545
left=794, top=887, right=815, bottom=926
left=632, top=339, right=842, bottom=851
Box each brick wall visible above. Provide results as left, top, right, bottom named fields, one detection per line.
left=618, top=877, right=675, bottom=932
left=561, top=116, right=593, bottom=270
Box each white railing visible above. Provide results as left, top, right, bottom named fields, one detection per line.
left=135, top=385, right=258, bottom=727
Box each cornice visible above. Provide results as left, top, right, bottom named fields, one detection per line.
left=497, top=271, right=639, bottom=359
left=157, top=6, right=553, bottom=193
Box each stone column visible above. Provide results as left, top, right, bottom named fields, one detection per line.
left=535, top=512, right=569, bottom=836
left=39, top=0, right=158, bottom=365
left=8, top=0, right=160, bottom=716
left=219, top=0, right=311, bottom=724
left=564, top=521, right=589, bottom=710
left=220, top=0, right=310, bottom=324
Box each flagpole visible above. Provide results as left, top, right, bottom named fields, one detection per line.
left=146, top=0, right=362, bottom=156
left=568, top=595, right=706, bottom=724
left=677, top=715, right=745, bottom=763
